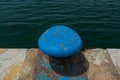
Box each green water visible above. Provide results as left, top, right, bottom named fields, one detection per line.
left=0, top=0, right=120, bottom=48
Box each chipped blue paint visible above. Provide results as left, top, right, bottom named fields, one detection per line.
left=47, top=64, right=53, bottom=71
left=35, top=53, right=88, bottom=80
left=37, top=72, right=52, bottom=80
left=74, top=75, right=88, bottom=80
left=42, top=63, right=48, bottom=67
left=58, top=77, right=71, bottom=80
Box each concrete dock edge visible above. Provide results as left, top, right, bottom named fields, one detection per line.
left=0, top=48, right=119, bottom=80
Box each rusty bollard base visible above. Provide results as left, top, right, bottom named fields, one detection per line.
left=35, top=51, right=88, bottom=80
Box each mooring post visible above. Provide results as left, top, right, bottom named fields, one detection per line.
left=38, top=25, right=88, bottom=80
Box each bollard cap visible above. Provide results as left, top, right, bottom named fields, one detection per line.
left=38, top=25, right=82, bottom=58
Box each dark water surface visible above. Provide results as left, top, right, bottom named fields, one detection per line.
left=0, top=0, right=120, bottom=48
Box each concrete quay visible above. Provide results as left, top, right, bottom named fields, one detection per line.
left=0, top=48, right=120, bottom=80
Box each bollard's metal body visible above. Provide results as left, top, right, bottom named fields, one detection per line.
left=35, top=51, right=88, bottom=80
left=38, top=25, right=88, bottom=80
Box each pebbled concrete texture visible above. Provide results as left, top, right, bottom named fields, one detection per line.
left=0, top=48, right=120, bottom=80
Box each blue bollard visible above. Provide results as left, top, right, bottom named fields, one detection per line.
left=38, top=25, right=82, bottom=58
left=37, top=25, right=88, bottom=80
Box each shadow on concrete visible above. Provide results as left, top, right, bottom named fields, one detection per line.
left=49, top=49, right=89, bottom=76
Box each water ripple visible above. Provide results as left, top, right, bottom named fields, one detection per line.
left=0, top=0, right=120, bottom=47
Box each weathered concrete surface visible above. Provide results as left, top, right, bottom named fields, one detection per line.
left=0, top=48, right=120, bottom=80
left=0, top=49, right=27, bottom=80
left=107, top=49, right=120, bottom=76
left=83, top=48, right=119, bottom=80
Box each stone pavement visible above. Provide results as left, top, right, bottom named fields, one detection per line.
left=0, top=48, right=119, bottom=80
